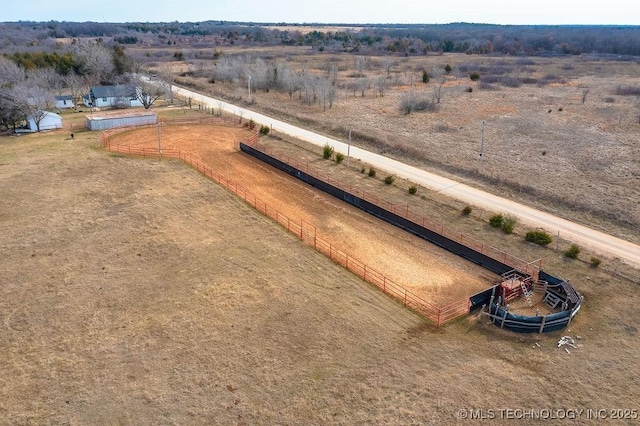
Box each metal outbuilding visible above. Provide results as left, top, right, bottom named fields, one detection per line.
left=85, top=110, right=157, bottom=131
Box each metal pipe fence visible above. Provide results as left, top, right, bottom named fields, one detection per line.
left=101, top=125, right=474, bottom=327
left=246, top=142, right=542, bottom=280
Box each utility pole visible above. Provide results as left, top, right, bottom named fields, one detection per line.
left=478, top=120, right=485, bottom=174
left=347, top=129, right=351, bottom=167
left=157, top=122, right=162, bottom=160
left=248, top=75, right=252, bottom=103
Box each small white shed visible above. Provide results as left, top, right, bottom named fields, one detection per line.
left=27, top=111, right=63, bottom=132
left=85, top=110, right=157, bottom=131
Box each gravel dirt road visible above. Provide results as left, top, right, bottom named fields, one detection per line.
left=174, top=85, right=640, bottom=268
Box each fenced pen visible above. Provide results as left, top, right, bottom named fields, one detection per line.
left=101, top=124, right=469, bottom=327
left=102, top=119, right=579, bottom=331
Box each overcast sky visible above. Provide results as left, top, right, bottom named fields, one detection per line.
left=2, top=0, right=637, bottom=25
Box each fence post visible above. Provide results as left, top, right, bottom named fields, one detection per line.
left=500, top=307, right=509, bottom=329
left=539, top=315, right=547, bottom=334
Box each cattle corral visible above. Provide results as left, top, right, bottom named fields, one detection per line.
left=109, top=119, right=499, bottom=309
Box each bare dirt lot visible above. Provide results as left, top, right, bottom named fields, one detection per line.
left=1, top=115, right=639, bottom=424
left=115, top=123, right=494, bottom=305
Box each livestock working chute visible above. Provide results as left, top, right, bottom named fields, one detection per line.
left=474, top=270, right=583, bottom=333
left=239, top=141, right=584, bottom=333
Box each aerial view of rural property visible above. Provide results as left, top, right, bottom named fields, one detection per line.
left=1, top=0, right=639, bottom=424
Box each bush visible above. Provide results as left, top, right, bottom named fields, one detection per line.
left=422, top=70, right=429, bottom=83
left=248, top=119, right=255, bottom=130
left=525, top=230, right=553, bottom=246
left=259, top=125, right=270, bottom=135
left=368, top=168, right=376, bottom=177
left=360, top=166, right=366, bottom=174
left=445, top=64, right=452, bottom=73
left=322, top=144, right=334, bottom=160
left=384, top=175, right=395, bottom=185
left=489, top=214, right=504, bottom=228
left=470, top=72, right=480, bottom=81
left=408, top=185, right=418, bottom=195
left=501, top=216, right=517, bottom=234
left=590, top=256, right=602, bottom=268
left=564, top=244, right=581, bottom=259
left=335, top=152, right=345, bottom=164
left=461, top=205, right=472, bottom=216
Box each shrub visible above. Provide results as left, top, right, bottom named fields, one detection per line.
left=525, top=230, right=553, bottom=246
left=461, top=205, right=472, bottom=216
left=360, top=166, right=366, bottom=174
left=322, top=144, right=334, bottom=160
left=590, top=256, right=602, bottom=268
left=501, top=216, right=517, bottom=234
left=489, top=213, right=504, bottom=228
left=335, top=152, right=345, bottom=164
left=368, top=168, right=376, bottom=177
left=422, top=70, right=429, bottom=83
left=208, top=77, right=216, bottom=84
left=445, top=63, right=452, bottom=73
left=470, top=72, right=480, bottom=81
left=248, top=119, right=255, bottom=130
left=467, top=87, right=473, bottom=93
left=565, top=244, right=581, bottom=259
left=384, top=175, right=395, bottom=185
left=408, top=185, right=418, bottom=195
left=259, top=125, right=270, bottom=135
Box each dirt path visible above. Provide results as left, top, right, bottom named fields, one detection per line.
left=172, top=84, right=640, bottom=268
left=114, top=124, right=494, bottom=304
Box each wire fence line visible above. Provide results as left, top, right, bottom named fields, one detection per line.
left=101, top=125, right=471, bottom=326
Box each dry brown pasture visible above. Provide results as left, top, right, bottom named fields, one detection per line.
left=158, top=51, right=640, bottom=246
left=1, top=109, right=639, bottom=424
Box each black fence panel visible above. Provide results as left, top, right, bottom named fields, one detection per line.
left=241, top=143, right=515, bottom=276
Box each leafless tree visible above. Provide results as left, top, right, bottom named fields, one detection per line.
left=431, top=67, right=445, bottom=104
left=375, top=75, right=389, bottom=97
left=382, top=57, right=395, bottom=75
left=27, top=68, right=63, bottom=95
left=354, top=55, right=368, bottom=76
left=317, top=77, right=336, bottom=111
left=138, top=80, right=167, bottom=109
left=581, top=87, right=590, bottom=104
left=301, top=73, right=318, bottom=106
left=0, top=56, right=25, bottom=88
left=280, top=66, right=300, bottom=99
left=14, top=84, right=54, bottom=131
left=63, top=73, right=91, bottom=110
left=73, top=40, right=116, bottom=84
left=0, top=87, right=28, bottom=131
left=357, top=77, right=370, bottom=97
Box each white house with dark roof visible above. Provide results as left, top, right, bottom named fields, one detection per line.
left=83, top=85, right=145, bottom=109
left=54, top=95, right=75, bottom=109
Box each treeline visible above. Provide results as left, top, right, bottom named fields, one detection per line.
left=7, top=51, right=77, bottom=74
left=2, top=21, right=640, bottom=57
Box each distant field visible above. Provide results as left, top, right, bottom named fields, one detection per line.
left=155, top=52, right=640, bottom=246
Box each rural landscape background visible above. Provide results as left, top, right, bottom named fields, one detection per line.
left=1, top=20, right=639, bottom=424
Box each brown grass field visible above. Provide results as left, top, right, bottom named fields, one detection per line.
left=158, top=52, right=640, bottom=246
left=1, top=109, right=639, bottom=424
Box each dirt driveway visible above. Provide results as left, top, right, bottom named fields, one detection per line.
left=113, top=123, right=495, bottom=305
